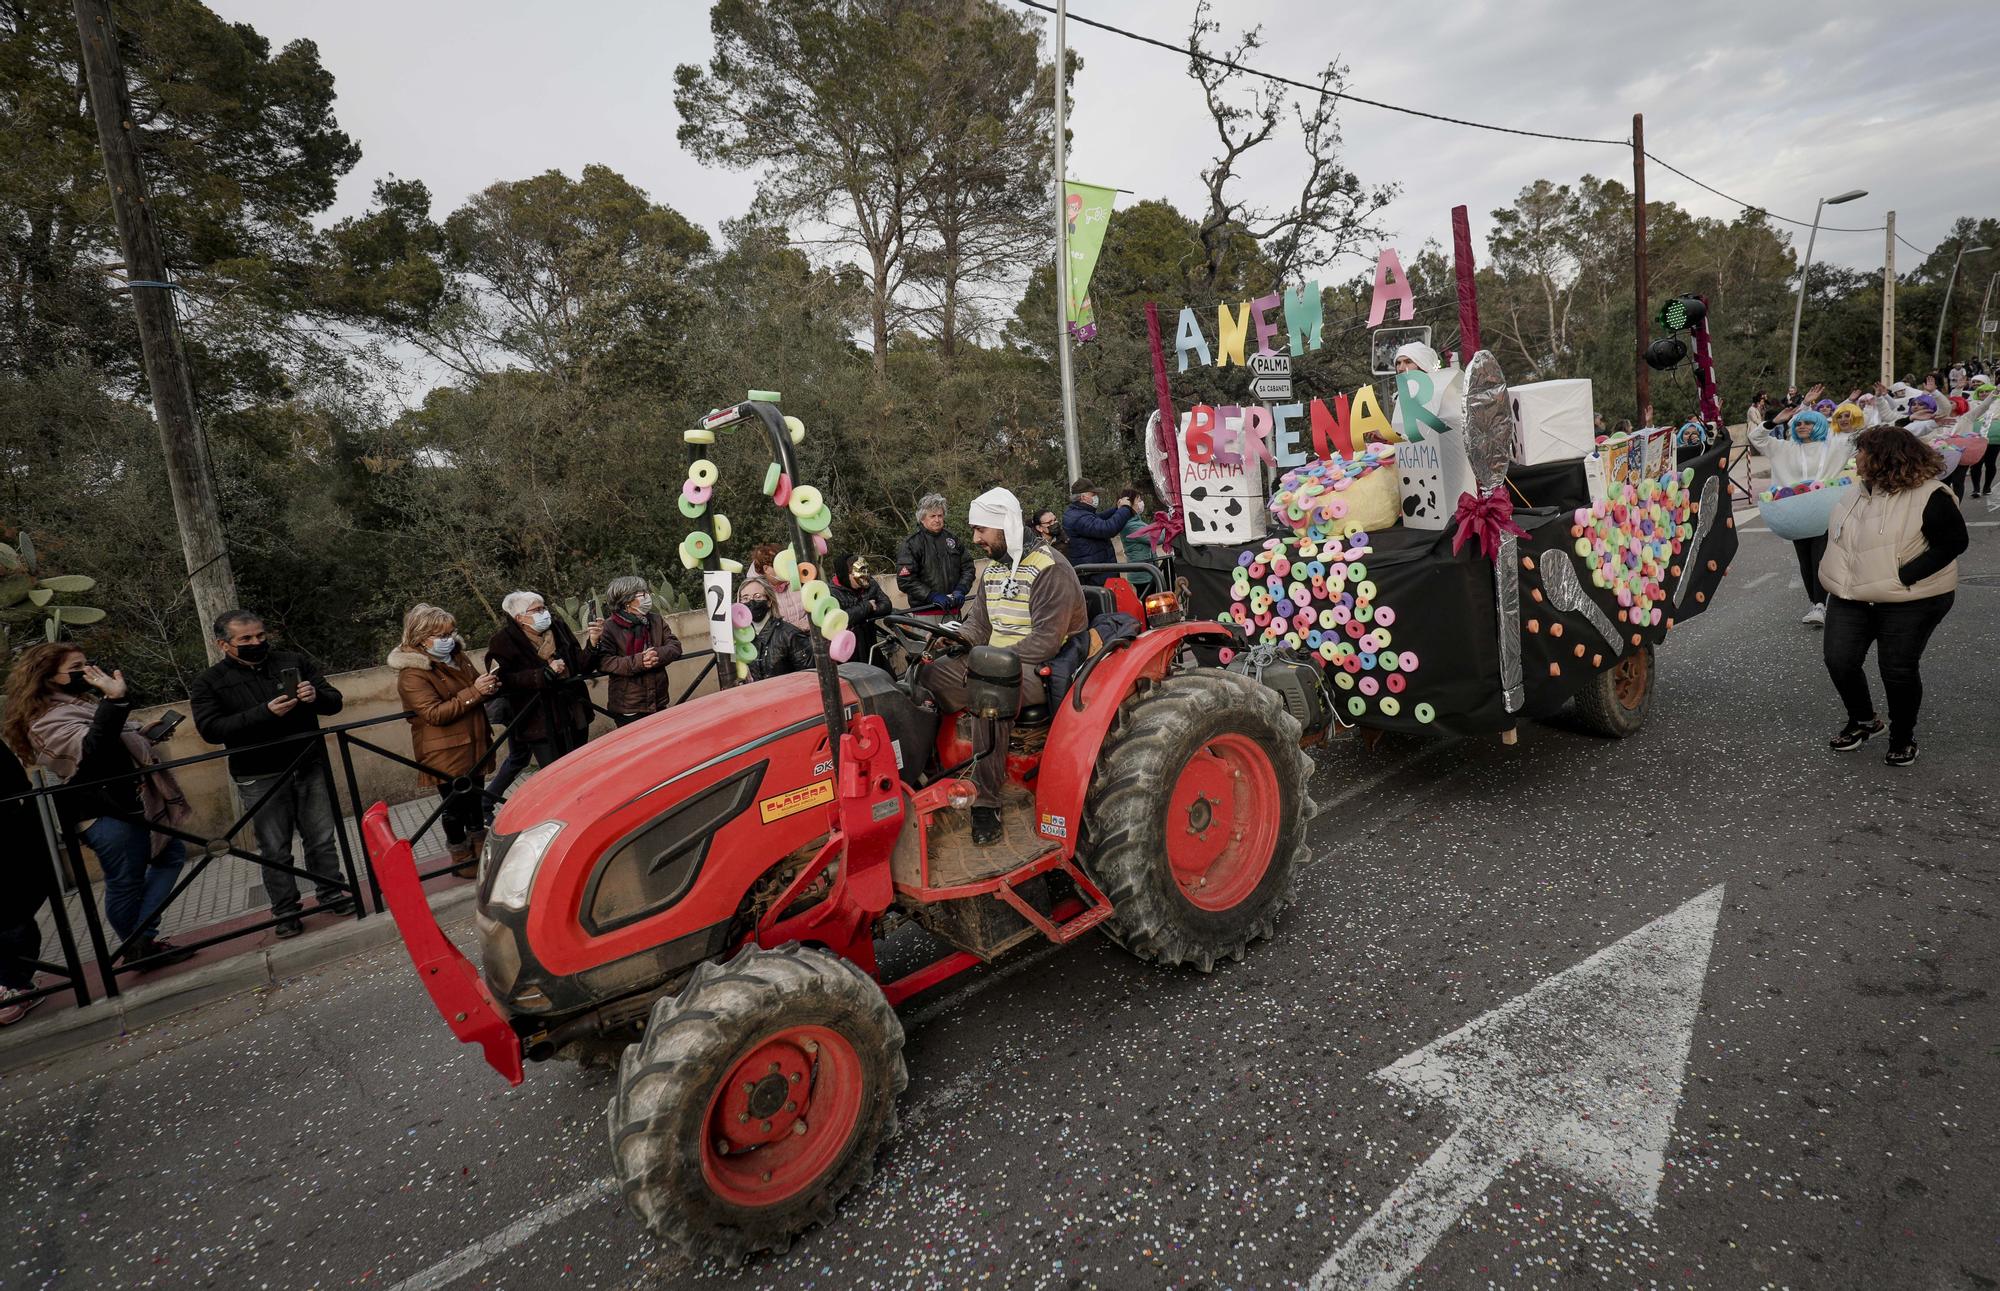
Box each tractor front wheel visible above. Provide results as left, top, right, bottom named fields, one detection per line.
left=607, top=943, right=906, bottom=1261
left=1082, top=670, right=1315, bottom=971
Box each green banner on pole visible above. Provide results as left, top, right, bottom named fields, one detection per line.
left=1064, top=181, right=1117, bottom=336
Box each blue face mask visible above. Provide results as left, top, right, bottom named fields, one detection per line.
left=427, top=635, right=457, bottom=659
left=530, top=610, right=552, bottom=632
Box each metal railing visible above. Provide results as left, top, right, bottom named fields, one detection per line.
left=0, top=651, right=719, bottom=1014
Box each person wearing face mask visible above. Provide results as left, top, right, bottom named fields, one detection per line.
left=388, top=604, right=499, bottom=875
left=1032, top=509, right=1067, bottom=559
left=597, top=577, right=685, bottom=726
left=739, top=576, right=815, bottom=681
left=189, top=609, right=351, bottom=938
left=5, top=644, right=195, bottom=969
left=1060, top=478, right=1135, bottom=583
left=828, top=552, right=894, bottom=666
left=483, top=590, right=604, bottom=810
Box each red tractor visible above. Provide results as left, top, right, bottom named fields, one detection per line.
left=367, top=399, right=1323, bottom=1260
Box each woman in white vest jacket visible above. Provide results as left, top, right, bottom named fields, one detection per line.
left=1818, top=427, right=1969, bottom=766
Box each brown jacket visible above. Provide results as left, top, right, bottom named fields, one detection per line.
left=484, top=618, right=599, bottom=743
left=598, top=611, right=684, bottom=716
left=389, top=648, right=494, bottom=787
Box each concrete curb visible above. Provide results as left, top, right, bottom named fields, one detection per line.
left=0, top=886, right=478, bottom=1077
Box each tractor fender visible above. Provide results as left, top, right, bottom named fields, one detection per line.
left=1032, top=621, right=1231, bottom=852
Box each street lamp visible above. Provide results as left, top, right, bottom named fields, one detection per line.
left=1933, top=243, right=1993, bottom=371
left=1787, top=189, right=1868, bottom=391
left=1978, top=271, right=1998, bottom=366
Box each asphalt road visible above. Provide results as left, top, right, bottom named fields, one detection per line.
left=6, top=506, right=1998, bottom=1291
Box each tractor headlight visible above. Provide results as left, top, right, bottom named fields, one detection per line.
left=490, top=819, right=563, bottom=911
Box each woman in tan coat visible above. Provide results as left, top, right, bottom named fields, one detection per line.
left=389, top=604, right=499, bottom=874
left=1818, top=428, right=1968, bottom=766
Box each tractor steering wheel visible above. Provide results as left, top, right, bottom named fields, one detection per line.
left=879, top=613, right=972, bottom=661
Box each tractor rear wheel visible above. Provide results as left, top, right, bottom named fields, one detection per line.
left=1574, top=642, right=1654, bottom=738
left=1082, top=670, right=1315, bottom=971
left=606, top=943, right=906, bottom=1261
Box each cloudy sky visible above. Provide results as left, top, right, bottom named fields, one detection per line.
left=223, top=0, right=1991, bottom=288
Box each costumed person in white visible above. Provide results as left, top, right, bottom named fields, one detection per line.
left=1749, top=387, right=1860, bottom=627
left=917, top=488, right=1086, bottom=846
left=1390, top=341, right=1465, bottom=432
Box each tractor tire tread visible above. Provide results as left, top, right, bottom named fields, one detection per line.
left=606, top=942, right=906, bottom=1263
left=1081, top=670, right=1313, bottom=972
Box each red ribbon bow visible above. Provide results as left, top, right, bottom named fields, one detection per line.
left=1450, top=484, right=1528, bottom=561
left=1129, top=509, right=1184, bottom=552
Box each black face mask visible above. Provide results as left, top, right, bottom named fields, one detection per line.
left=746, top=600, right=772, bottom=623
left=234, top=642, right=271, bottom=664
left=56, top=674, right=92, bottom=695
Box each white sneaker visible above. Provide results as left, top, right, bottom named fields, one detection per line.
left=1802, top=603, right=1826, bottom=627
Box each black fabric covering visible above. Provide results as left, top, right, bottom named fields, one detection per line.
left=1177, top=442, right=1737, bottom=735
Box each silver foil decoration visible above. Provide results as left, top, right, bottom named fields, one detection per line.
left=1495, top=536, right=1524, bottom=712
left=1459, top=350, right=1516, bottom=491
left=1671, top=475, right=1721, bottom=608
left=1540, top=546, right=1624, bottom=656
left=1461, top=350, right=1524, bottom=712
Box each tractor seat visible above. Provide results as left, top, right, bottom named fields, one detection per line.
left=1015, top=702, right=1052, bottom=729
left=1079, top=583, right=1116, bottom=623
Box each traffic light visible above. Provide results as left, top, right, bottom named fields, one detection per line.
left=1656, top=295, right=1707, bottom=333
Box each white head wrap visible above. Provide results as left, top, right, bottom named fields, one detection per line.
left=1394, top=341, right=1442, bottom=373
left=967, top=486, right=1024, bottom=582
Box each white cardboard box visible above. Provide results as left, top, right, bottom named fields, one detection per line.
left=1509, top=379, right=1595, bottom=465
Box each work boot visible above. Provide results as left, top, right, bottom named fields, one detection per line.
left=317, top=893, right=358, bottom=917
left=970, top=806, right=1003, bottom=847
left=273, top=915, right=304, bottom=939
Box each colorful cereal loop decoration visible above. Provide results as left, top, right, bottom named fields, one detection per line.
left=1413, top=702, right=1435, bottom=723
left=688, top=459, right=719, bottom=487
left=1378, top=696, right=1401, bottom=716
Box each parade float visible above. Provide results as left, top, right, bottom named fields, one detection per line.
left=1132, top=218, right=1738, bottom=739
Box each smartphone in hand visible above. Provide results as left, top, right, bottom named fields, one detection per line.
left=279, top=665, right=302, bottom=698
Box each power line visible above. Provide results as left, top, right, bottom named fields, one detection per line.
left=1017, top=0, right=1944, bottom=257
left=1007, top=0, right=1628, bottom=149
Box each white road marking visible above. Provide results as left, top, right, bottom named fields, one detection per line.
left=1743, top=572, right=1777, bottom=591
left=1309, top=885, right=1726, bottom=1291
left=385, top=1177, right=618, bottom=1291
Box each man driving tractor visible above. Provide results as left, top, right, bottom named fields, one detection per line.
left=918, top=486, right=1086, bottom=846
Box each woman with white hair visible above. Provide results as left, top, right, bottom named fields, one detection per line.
left=597, top=576, right=683, bottom=726
left=482, top=589, right=602, bottom=809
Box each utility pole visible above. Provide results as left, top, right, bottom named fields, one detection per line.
left=73, top=0, right=235, bottom=661
left=1881, top=212, right=1896, bottom=385
left=1631, top=113, right=1649, bottom=424
left=1052, top=0, right=1081, bottom=484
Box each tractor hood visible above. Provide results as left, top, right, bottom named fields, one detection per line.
left=497, top=673, right=834, bottom=835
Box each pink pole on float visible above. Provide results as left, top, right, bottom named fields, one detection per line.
left=1145, top=301, right=1184, bottom=510
left=1452, top=204, right=1482, bottom=361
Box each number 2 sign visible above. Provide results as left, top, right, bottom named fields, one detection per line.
left=703, top=570, right=735, bottom=655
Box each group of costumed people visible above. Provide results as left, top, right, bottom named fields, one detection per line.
left=1748, top=375, right=1981, bottom=764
